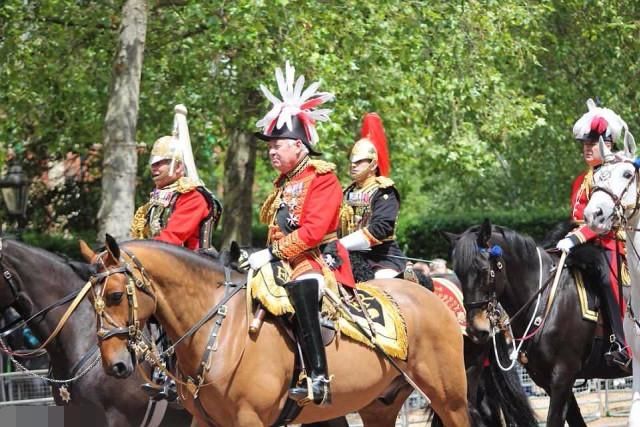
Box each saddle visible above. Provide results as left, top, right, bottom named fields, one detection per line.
left=248, top=261, right=409, bottom=360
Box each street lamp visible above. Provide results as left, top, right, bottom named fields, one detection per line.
left=0, top=160, right=29, bottom=238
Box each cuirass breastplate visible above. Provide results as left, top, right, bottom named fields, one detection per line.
left=147, top=188, right=179, bottom=237
left=343, top=183, right=379, bottom=234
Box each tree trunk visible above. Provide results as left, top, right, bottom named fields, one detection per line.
left=97, top=0, right=147, bottom=243
left=221, top=130, right=256, bottom=248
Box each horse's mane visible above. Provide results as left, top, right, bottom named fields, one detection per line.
left=8, top=239, right=93, bottom=281
left=125, top=240, right=227, bottom=274
left=454, top=224, right=538, bottom=274
left=538, top=220, right=575, bottom=249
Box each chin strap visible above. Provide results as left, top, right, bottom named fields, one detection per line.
left=352, top=161, right=378, bottom=183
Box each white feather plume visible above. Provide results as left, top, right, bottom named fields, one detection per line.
left=256, top=61, right=334, bottom=145
left=573, top=98, right=628, bottom=143
left=172, top=104, right=202, bottom=184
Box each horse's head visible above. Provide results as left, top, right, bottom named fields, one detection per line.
left=584, top=131, right=639, bottom=234
left=80, top=235, right=157, bottom=379
left=450, top=219, right=506, bottom=344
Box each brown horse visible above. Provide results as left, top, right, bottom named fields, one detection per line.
left=81, top=238, right=469, bottom=427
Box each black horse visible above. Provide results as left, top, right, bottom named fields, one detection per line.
left=0, top=237, right=192, bottom=427
left=450, top=219, right=628, bottom=427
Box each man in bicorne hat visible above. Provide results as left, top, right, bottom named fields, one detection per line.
left=339, top=113, right=406, bottom=280
left=248, top=61, right=354, bottom=406
left=556, top=98, right=631, bottom=371
left=131, top=105, right=222, bottom=250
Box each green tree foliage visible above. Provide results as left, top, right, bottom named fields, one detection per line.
left=1, top=0, right=639, bottom=251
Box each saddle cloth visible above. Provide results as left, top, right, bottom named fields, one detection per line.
left=248, top=262, right=408, bottom=360
left=431, top=276, right=467, bottom=334
left=571, top=270, right=599, bottom=322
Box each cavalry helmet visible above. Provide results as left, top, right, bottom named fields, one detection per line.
left=150, top=105, right=201, bottom=182
left=350, top=113, right=391, bottom=177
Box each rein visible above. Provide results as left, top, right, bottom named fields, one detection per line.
left=0, top=288, right=82, bottom=338
left=0, top=238, right=102, bottom=385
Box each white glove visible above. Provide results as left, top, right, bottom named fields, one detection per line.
left=339, top=230, right=371, bottom=251
left=556, top=237, right=575, bottom=253
left=248, top=248, right=274, bottom=270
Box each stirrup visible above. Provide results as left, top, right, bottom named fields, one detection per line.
left=288, top=375, right=332, bottom=407
left=604, top=342, right=632, bottom=373
left=141, top=378, right=178, bottom=402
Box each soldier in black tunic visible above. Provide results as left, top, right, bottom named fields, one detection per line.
left=339, top=113, right=406, bottom=279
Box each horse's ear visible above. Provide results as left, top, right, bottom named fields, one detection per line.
left=442, top=231, right=460, bottom=244
left=104, top=234, right=121, bottom=263
left=79, top=240, right=97, bottom=263
left=477, top=218, right=492, bottom=247
left=624, top=130, right=636, bottom=158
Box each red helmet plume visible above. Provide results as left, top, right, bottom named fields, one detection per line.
left=351, top=113, right=391, bottom=177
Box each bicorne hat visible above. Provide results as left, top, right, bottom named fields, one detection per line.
left=573, top=98, right=628, bottom=145
left=254, top=61, right=334, bottom=156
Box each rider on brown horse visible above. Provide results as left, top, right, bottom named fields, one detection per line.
left=248, top=61, right=355, bottom=406
left=339, top=113, right=407, bottom=280
left=130, top=105, right=222, bottom=399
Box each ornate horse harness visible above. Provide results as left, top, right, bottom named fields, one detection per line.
left=90, top=246, right=245, bottom=425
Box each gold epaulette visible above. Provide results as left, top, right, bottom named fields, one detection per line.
left=309, top=160, right=336, bottom=175
left=375, top=176, right=395, bottom=188
left=175, top=177, right=201, bottom=194
left=131, top=203, right=151, bottom=239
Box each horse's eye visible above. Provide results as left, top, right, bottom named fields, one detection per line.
left=623, top=170, right=633, bottom=179
left=107, top=292, right=124, bottom=304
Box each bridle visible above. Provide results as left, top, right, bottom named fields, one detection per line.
left=463, top=245, right=505, bottom=313
left=91, top=247, right=157, bottom=363
left=90, top=245, right=246, bottom=377
left=0, top=237, right=24, bottom=310
left=590, top=158, right=640, bottom=227
left=0, top=237, right=87, bottom=357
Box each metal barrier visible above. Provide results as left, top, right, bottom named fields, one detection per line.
left=0, top=369, right=53, bottom=406
left=602, top=377, right=633, bottom=417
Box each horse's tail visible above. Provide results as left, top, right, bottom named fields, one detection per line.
left=432, top=333, right=538, bottom=427
left=486, top=332, right=538, bottom=426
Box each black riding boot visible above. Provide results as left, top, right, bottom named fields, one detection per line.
left=284, top=279, right=332, bottom=406
left=601, top=287, right=630, bottom=372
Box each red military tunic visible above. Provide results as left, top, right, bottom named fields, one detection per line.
left=131, top=178, right=212, bottom=251
left=260, top=157, right=355, bottom=287
left=155, top=191, right=210, bottom=250
left=569, top=169, right=627, bottom=315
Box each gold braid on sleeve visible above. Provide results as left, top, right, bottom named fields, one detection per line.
left=131, top=203, right=151, bottom=239
left=259, top=188, right=280, bottom=225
